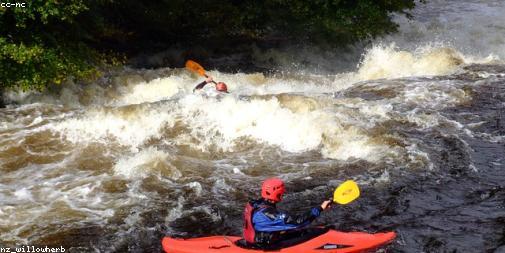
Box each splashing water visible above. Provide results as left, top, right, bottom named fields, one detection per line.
left=1, top=0, right=505, bottom=252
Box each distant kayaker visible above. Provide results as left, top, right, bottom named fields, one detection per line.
left=193, top=76, right=229, bottom=93
left=242, top=178, right=332, bottom=248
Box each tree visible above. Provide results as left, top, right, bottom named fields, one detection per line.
left=0, top=1, right=99, bottom=91
left=0, top=0, right=423, bottom=95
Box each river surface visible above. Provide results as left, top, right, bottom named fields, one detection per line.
left=1, top=0, right=505, bottom=252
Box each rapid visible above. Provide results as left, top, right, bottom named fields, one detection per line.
left=1, top=0, right=504, bottom=252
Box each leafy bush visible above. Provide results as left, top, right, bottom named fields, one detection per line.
left=0, top=0, right=98, bottom=91
left=0, top=0, right=423, bottom=93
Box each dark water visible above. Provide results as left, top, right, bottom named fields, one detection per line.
left=159, top=65, right=505, bottom=253
left=1, top=0, right=505, bottom=253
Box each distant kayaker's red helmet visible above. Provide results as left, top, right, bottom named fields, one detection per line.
left=261, top=178, right=285, bottom=202
left=216, top=82, right=228, bottom=92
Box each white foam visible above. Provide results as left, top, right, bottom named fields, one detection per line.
left=41, top=88, right=400, bottom=163
left=113, top=147, right=180, bottom=179
left=112, top=76, right=183, bottom=106
left=48, top=105, right=176, bottom=150
left=185, top=182, right=203, bottom=196
left=13, top=188, right=33, bottom=201
left=321, top=127, right=394, bottom=162
left=382, top=0, right=505, bottom=61
left=357, top=44, right=464, bottom=80
left=166, top=196, right=185, bottom=223
left=180, top=95, right=327, bottom=152
left=177, top=95, right=394, bottom=161
left=232, top=167, right=244, bottom=175
left=401, top=80, right=469, bottom=110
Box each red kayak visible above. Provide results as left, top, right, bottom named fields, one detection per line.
left=162, top=229, right=396, bottom=253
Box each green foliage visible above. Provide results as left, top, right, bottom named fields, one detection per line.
left=233, top=0, right=420, bottom=43
left=89, top=0, right=422, bottom=47
left=0, top=38, right=98, bottom=90
left=0, top=1, right=97, bottom=91
left=0, top=0, right=422, bottom=92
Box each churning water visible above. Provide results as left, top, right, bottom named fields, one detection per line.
left=1, top=0, right=504, bottom=252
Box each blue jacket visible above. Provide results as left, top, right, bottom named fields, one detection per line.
left=251, top=199, right=322, bottom=232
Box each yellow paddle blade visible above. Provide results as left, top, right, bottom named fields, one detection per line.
left=333, top=180, right=360, bottom=205
left=185, top=60, right=206, bottom=76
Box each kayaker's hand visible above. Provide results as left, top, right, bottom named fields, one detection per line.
left=321, top=200, right=332, bottom=210
left=205, top=76, right=213, bottom=83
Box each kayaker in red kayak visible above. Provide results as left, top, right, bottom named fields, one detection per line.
left=162, top=179, right=397, bottom=253
left=243, top=178, right=332, bottom=249
left=193, top=76, right=229, bottom=93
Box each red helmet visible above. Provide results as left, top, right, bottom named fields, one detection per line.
left=216, top=82, right=228, bottom=92
left=261, top=178, right=285, bottom=202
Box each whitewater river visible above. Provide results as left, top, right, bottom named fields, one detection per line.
left=1, top=0, right=504, bottom=252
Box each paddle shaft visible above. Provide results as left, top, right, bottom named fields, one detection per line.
left=203, top=74, right=217, bottom=84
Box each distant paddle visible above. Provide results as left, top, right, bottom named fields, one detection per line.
left=333, top=180, right=360, bottom=205
left=185, top=60, right=217, bottom=84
